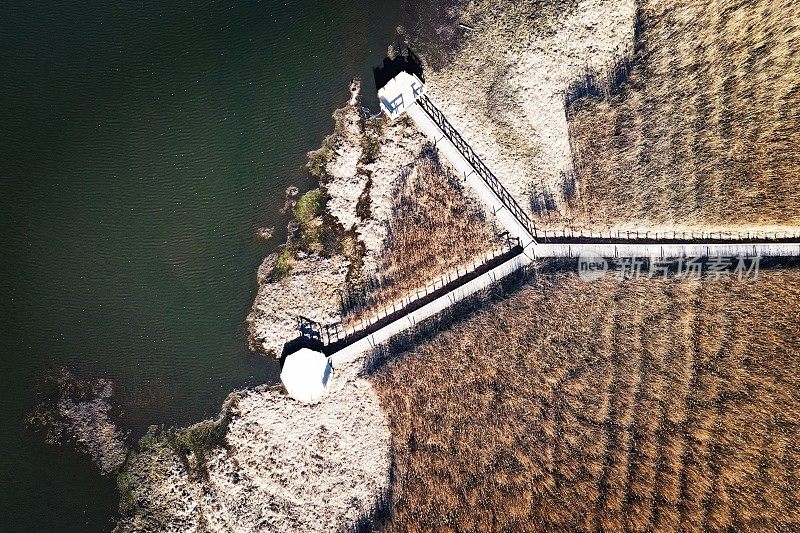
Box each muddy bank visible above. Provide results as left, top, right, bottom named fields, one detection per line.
left=115, top=360, right=390, bottom=532
left=26, top=368, right=128, bottom=476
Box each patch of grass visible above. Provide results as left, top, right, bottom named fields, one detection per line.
left=293, top=188, right=327, bottom=251
left=294, top=188, right=325, bottom=226
left=270, top=186, right=346, bottom=275
left=343, top=149, right=502, bottom=320
left=271, top=248, right=295, bottom=280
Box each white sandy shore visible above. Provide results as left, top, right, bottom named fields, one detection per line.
left=427, top=0, right=636, bottom=221
left=116, top=361, right=390, bottom=533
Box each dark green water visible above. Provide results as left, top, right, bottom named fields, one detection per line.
left=0, top=2, right=404, bottom=530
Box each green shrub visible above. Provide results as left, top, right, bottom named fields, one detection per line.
left=294, top=189, right=329, bottom=251
left=272, top=248, right=295, bottom=280
left=294, top=188, right=324, bottom=225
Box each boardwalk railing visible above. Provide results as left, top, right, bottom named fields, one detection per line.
left=416, top=94, right=539, bottom=241
left=283, top=84, right=800, bottom=363
left=297, top=240, right=522, bottom=353
left=536, top=228, right=800, bottom=243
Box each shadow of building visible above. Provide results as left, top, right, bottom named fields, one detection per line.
left=373, top=45, right=425, bottom=93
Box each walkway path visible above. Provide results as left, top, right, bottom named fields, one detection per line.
left=407, top=95, right=539, bottom=250
left=308, top=90, right=800, bottom=371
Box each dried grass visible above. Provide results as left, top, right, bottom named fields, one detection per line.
left=343, top=151, right=501, bottom=320
left=370, top=270, right=800, bottom=532
left=565, top=0, right=800, bottom=228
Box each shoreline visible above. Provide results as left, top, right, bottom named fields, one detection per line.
left=107, top=0, right=800, bottom=529
left=114, top=46, right=506, bottom=526
left=245, top=79, right=500, bottom=359
left=114, top=76, right=475, bottom=530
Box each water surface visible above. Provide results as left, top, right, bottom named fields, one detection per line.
left=0, top=1, right=402, bottom=530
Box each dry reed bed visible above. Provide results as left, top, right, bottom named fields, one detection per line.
left=344, top=154, right=502, bottom=322
left=419, top=0, right=636, bottom=228
left=371, top=270, right=799, bottom=532
left=566, top=0, right=800, bottom=228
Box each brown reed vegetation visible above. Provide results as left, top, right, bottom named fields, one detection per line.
left=565, top=0, right=800, bottom=228
left=345, top=151, right=501, bottom=320
left=370, top=269, right=800, bottom=532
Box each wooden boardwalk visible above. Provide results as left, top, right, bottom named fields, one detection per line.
left=316, top=91, right=800, bottom=367
left=532, top=242, right=800, bottom=259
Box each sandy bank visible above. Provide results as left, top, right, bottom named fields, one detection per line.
left=424, top=0, right=636, bottom=223
left=116, top=360, right=390, bottom=532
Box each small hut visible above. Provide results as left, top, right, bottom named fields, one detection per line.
left=378, top=71, right=426, bottom=119
left=280, top=348, right=332, bottom=403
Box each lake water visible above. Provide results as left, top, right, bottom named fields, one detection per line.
left=0, top=1, right=407, bottom=530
